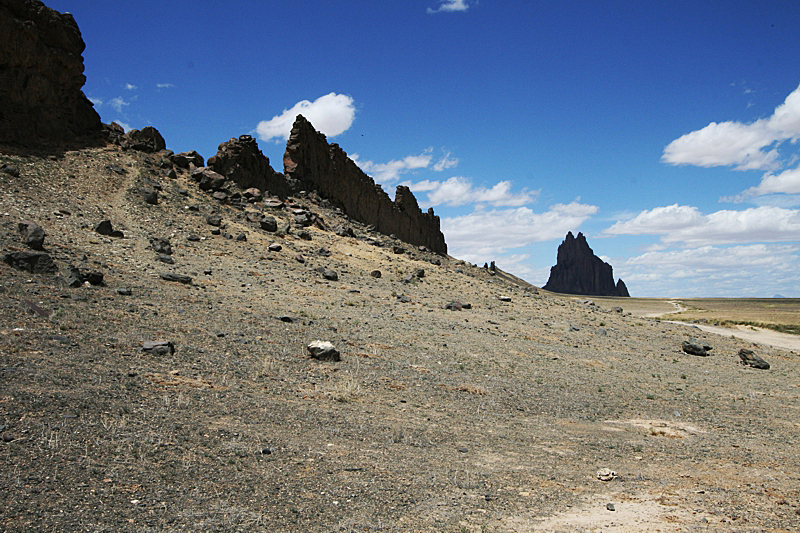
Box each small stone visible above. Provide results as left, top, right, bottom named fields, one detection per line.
left=307, top=340, right=340, bottom=362
left=298, top=230, right=312, bottom=241
left=157, top=254, right=174, bottom=264
left=369, top=270, right=381, bottom=278
left=294, top=254, right=305, bottom=263
left=212, top=191, right=228, bottom=202
left=150, top=237, right=172, bottom=255
left=397, top=294, right=411, bottom=303
left=187, top=234, right=201, bottom=242
left=606, top=503, right=615, bottom=512
left=141, top=187, right=159, bottom=204
left=392, top=245, right=405, bottom=254
left=317, top=248, right=332, bottom=257
left=141, top=340, right=175, bottom=355
left=268, top=243, right=282, bottom=252
left=211, top=228, right=221, bottom=236
left=160, top=273, right=192, bottom=284
left=206, top=214, right=223, bottom=227
left=1, top=163, right=20, bottom=177
left=117, top=288, right=132, bottom=296
left=498, top=296, right=512, bottom=302
left=94, top=219, right=124, bottom=238
left=316, top=267, right=338, bottom=281
left=596, top=468, right=617, bottom=481
left=235, top=233, right=247, bottom=242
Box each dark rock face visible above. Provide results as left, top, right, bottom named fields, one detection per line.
left=208, top=135, right=293, bottom=198
left=543, top=232, right=629, bottom=297
left=0, top=0, right=102, bottom=145
left=283, top=115, right=447, bottom=254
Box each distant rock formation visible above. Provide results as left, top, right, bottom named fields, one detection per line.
left=543, top=232, right=629, bottom=297
left=283, top=115, right=447, bottom=254
left=0, top=0, right=102, bottom=145
left=207, top=134, right=293, bottom=198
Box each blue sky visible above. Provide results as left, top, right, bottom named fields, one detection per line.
left=49, top=0, right=800, bottom=297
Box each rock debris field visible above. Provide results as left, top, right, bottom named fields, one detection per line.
left=1, top=145, right=800, bottom=532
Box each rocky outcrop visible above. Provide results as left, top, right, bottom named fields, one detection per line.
left=543, top=232, right=629, bottom=297
left=0, top=0, right=102, bottom=145
left=207, top=134, right=293, bottom=198
left=283, top=115, right=447, bottom=254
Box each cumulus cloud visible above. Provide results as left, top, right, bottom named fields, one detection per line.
left=355, top=150, right=433, bottom=183
left=108, top=97, right=130, bottom=113
left=605, top=204, right=800, bottom=246
left=125, top=83, right=137, bottom=91
left=662, top=83, right=800, bottom=171
left=442, top=200, right=598, bottom=260
left=427, top=0, right=470, bottom=13
left=729, top=165, right=800, bottom=201
left=618, top=243, right=800, bottom=297
left=156, top=83, right=176, bottom=89
left=88, top=97, right=103, bottom=107
left=415, top=177, right=537, bottom=207
left=256, top=93, right=355, bottom=142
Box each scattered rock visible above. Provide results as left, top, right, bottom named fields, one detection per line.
left=18, top=221, right=46, bottom=250
left=682, top=340, right=712, bottom=357
left=206, top=214, right=223, bottom=227
left=20, top=299, right=50, bottom=317
left=123, top=126, right=166, bottom=152
left=3, top=251, right=58, bottom=273
left=738, top=348, right=770, bottom=370
left=317, top=248, right=332, bottom=257
left=606, top=503, right=615, bottom=512
left=160, top=272, right=192, bottom=284
left=191, top=168, right=227, bottom=192
left=336, top=225, right=356, bottom=238
left=140, top=186, right=159, bottom=204
left=294, top=254, right=305, bottom=263
left=444, top=300, right=471, bottom=311
left=369, top=270, right=382, bottom=278
left=397, top=294, right=412, bottom=303
left=498, top=296, right=512, bottom=302
left=141, top=340, right=175, bottom=355
left=150, top=237, right=172, bottom=255
left=235, top=233, right=247, bottom=242
left=94, top=219, right=124, bottom=238
left=116, top=288, right=132, bottom=296
left=392, top=245, right=405, bottom=254
left=298, top=230, right=312, bottom=241
left=157, top=254, right=174, bottom=264
left=243, top=188, right=263, bottom=202
left=316, top=267, right=339, bottom=281
left=260, top=216, right=278, bottom=232
left=596, top=468, right=617, bottom=481
left=212, top=191, right=228, bottom=202
left=307, top=340, right=340, bottom=362
left=187, top=234, right=201, bottom=242
left=268, top=243, right=282, bottom=252
left=1, top=163, right=20, bottom=177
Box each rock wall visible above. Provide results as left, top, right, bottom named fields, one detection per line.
left=543, top=231, right=629, bottom=297
left=207, top=134, right=293, bottom=198
left=283, top=115, right=447, bottom=254
left=0, top=0, right=102, bottom=145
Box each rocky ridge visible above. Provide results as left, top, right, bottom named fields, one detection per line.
left=543, top=231, right=630, bottom=297
left=0, top=0, right=102, bottom=146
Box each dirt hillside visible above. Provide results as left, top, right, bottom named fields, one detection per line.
left=1, top=144, right=799, bottom=532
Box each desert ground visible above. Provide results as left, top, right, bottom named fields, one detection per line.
left=2, top=144, right=799, bottom=532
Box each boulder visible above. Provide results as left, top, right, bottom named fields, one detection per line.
left=120, top=126, right=166, bottom=152
left=150, top=237, right=172, bottom=255
left=18, top=220, right=46, bottom=250
left=94, top=219, right=124, bottom=238
left=682, top=340, right=712, bottom=356
left=738, top=348, right=770, bottom=370
left=543, top=232, right=629, bottom=297
left=307, top=340, right=340, bottom=362
left=191, top=168, right=227, bottom=192
left=141, top=340, right=175, bottom=356
left=0, top=0, right=103, bottom=145
left=3, top=251, right=57, bottom=273
left=160, top=272, right=192, bottom=284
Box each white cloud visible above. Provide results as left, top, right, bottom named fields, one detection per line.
left=427, top=0, right=470, bottom=13
left=618, top=243, right=800, bottom=297
left=112, top=121, right=131, bottom=133
left=256, top=93, right=355, bottom=142
left=355, top=150, right=433, bottom=183
left=433, top=152, right=459, bottom=171
left=421, top=177, right=537, bottom=207
left=125, top=83, right=137, bottom=91
left=108, top=97, right=130, bottom=113
left=662, top=83, right=800, bottom=171
left=605, top=204, right=800, bottom=246
left=732, top=165, right=800, bottom=199
left=441, top=200, right=598, bottom=260
left=88, top=97, right=103, bottom=107
left=156, top=83, right=176, bottom=89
